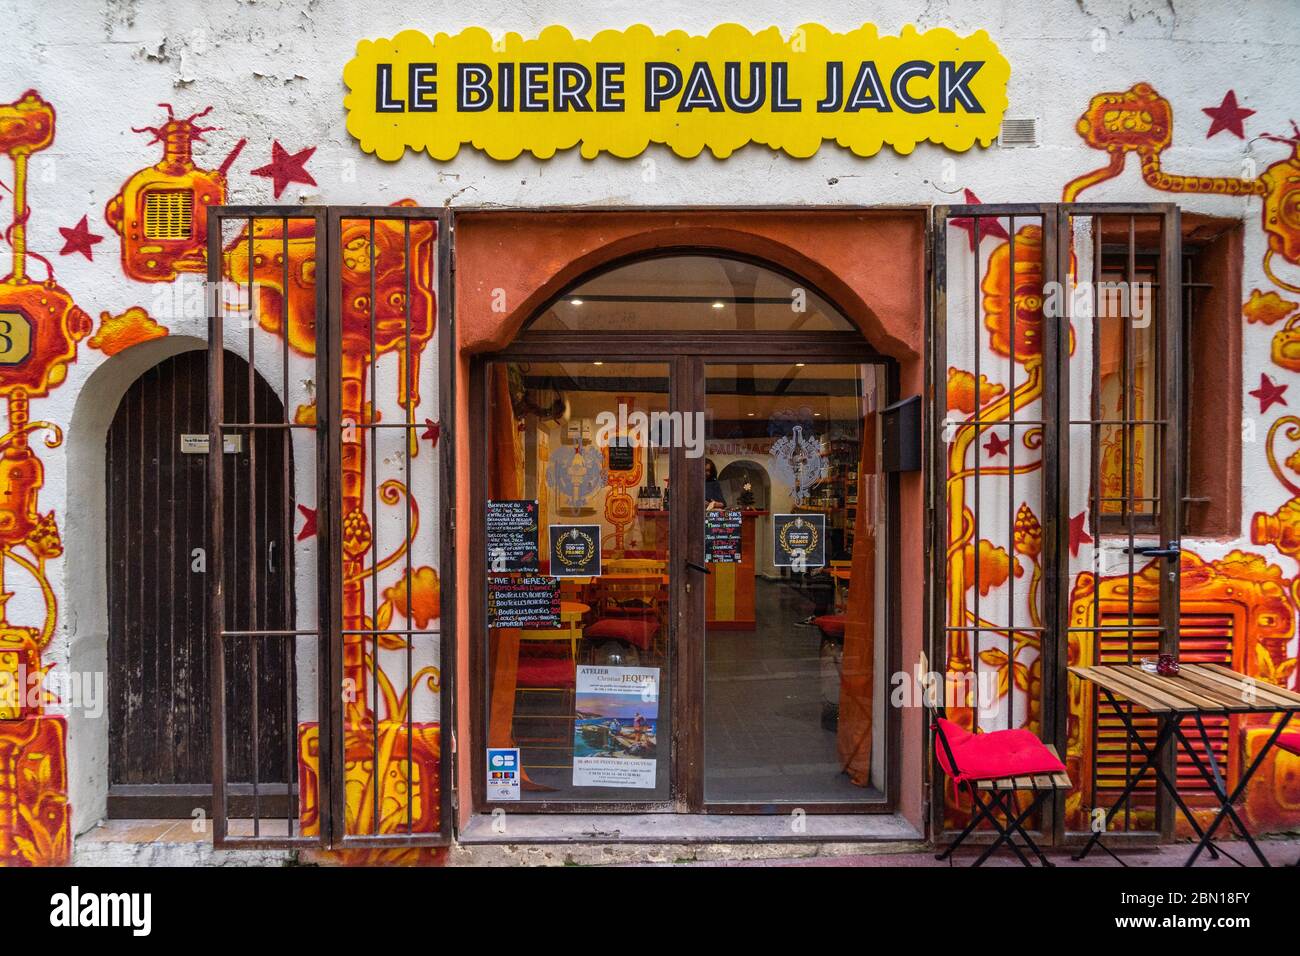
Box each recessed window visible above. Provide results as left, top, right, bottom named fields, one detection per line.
left=527, top=254, right=856, bottom=333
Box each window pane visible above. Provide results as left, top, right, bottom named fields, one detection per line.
left=485, top=360, right=673, bottom=804
left=703, top=361, right=887, bottom=804
left=528, top=255, right=856, bottom=332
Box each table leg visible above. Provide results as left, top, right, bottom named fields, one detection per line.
left=1074, top=712, right=1176, bottom=861
left=1184, top=710, right=1294, bottom=868
left=1076, top=694, right=1219, bottom=861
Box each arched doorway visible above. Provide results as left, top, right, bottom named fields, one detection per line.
left=474, top=251, right=895, bottom=813
left=105, top=350, right=295, bottom=817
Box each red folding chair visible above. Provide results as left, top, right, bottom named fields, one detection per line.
left=931, top=707, right=1071, bottom=867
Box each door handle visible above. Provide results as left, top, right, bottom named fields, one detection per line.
left=685, top=560, right=711, bottom=575
left=268, top=539, right=277, bottom=575
left=1126, top=542, right=1180, bottom=561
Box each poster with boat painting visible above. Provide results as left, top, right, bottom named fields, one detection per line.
left=572, top=665, right=659, bottom=789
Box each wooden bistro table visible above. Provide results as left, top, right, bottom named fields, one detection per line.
left=1069, top=662, right=1300, bottom=867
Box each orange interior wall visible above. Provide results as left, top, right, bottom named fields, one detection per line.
left=451, top=209, right=928, bottom=831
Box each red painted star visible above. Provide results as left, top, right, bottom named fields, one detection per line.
left=58, top=215, right=103, bottom=260
left=296, top=503, right=318, bottom=541
left=948, top=189, right=1010, bottom=251
left=1250, top=372, right=1288, bottom=413
left=421, top=419, right=441, bottom=447
left=1202, top=90, right=1255, bottom=140
left=1068, top=511, right=1093, bottom=558
left=251, top=141, right=318, bottom=198
left=982, top=429, right=1010, bottom=457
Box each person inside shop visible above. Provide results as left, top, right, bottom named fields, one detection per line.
left=704, top=458, right=728, bottom=510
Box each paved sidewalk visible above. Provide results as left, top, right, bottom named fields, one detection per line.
left=678, top=837, right=1300, bottom=866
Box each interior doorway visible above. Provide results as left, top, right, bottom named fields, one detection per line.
left=105, top=350, right=295, bottom=818
left=474, top=252, right=896, bottom=813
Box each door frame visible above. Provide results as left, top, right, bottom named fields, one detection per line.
left=469, top=276, right=901, bottom=815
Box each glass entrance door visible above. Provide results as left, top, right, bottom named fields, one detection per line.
left=477, top=251, right=895, bottom=814
left=485, top=360, right=674, bottom=805
left=700, top=361, right=888, bottom=806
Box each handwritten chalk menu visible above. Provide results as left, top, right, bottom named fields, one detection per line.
left=705, top=510, right=743, bottom=563
left=486, top=499, right=539, bottom=572
left=549, top=524, right=602, bottom=577
left=487, top=575, right=561, bottom=628
left=607, top=438, right=635, bottom=473
left=773, top=513, right=827, bottom=568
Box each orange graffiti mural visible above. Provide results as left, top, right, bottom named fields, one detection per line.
left=602, top=396, right=643, bottom=551
left=0, top=90, right=94, bottom=866
left=106, top=104, right=245, bottom=283
left=945, top=223, right=1055, bottom=710
left=1068, top=551, right=1296, bottom=833
left=1065, top=82, right=1300, bottom=296
left=88, top=305, right=168, bottom=356
left=1055, top=82, right=1300, bottom=835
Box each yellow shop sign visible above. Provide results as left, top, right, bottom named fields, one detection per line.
left=343, top=23, right=1010, bottom=161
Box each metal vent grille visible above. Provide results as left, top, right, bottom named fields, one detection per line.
left=998, top=117, right=1038, bottom=148
left=143, top=188, right=194, bottom=240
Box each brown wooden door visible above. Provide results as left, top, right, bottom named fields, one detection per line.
left=107, top=349, right=295, bottom=817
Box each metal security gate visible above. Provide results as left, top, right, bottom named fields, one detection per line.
left=206, top=205, right=454, bottom=849
left=928, top=202, right=1182, bottom=846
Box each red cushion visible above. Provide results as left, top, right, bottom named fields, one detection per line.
left=515, top=655, right=575, bottom=689
left=933, top=717, right=1066, bottom=784
left=584, top=618, right=658, bottom=651
left=815, top=615, right=846, bottom=638
left=1277, top=731, right=1300, bottom=757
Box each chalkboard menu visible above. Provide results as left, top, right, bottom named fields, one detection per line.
left=486, top=499, right=540, bottom=572
left=487, top=575, right=561, bottom=628
left=704, top=510, right=743, bottom=563
left=773, top=513, right=827, bottom=568
left=607, top=438, right=635, bottom=473
left=549, top=524, right=602, bottom=577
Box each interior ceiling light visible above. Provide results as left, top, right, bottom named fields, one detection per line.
left=570, top=298, right=584, bottom=305
left=711, top=301, right=725, bottom=309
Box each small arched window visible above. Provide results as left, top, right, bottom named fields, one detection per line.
left=525, top=253, right=857, bottom=333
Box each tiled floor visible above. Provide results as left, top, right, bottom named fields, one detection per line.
left=704, top=577, right=882, bottom=803
left=512, top=575, right=883, bottom=804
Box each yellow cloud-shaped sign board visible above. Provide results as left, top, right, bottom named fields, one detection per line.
left=343, top=23, right=1010, bottom=161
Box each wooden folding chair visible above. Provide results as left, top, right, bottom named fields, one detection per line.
left=931, top=707, right=1071, bottom=867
